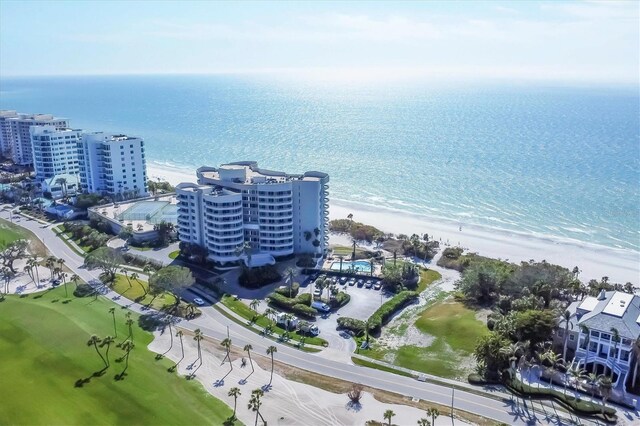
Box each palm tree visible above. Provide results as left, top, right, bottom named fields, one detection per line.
left=125, top=312, right=134, bottom=343
left=55, top=177, right=68, bottom=198
left=28, top=257, right=40, bottom=284
left=426, top=408, right=439, bottom=426
left=56, top=258, right=65, bottom=276
left=109, top=307, right=118, bottom=337
left=244, top=344, right=255, bottom=372
left=228, top=387, right=241, bottom=420
left=561, top=310, right=573, bottom=361
left=101, top=335, right=115, bottom=367
left=579, top=324, right=595, bottom=373
left=608, top=327, right=620, bottom=379
left=383, top=409, right=395, bottom=426
left=119, top=340, right=135, bottom=379
left=567, top=362, right=587, bottom=398
left=121, top=268, right=131, bottom=287
left=70, top=273, right=80, bottom=289
left=264, top=308, right=275, bottom=322
left=162, top=317, right=173, bottom=356
left=250, top=298, right=260, bottom=312
left=45, top=256, right=56, bottom=280
left=131, top=271, right=145, bottom=296
left=193, top=329, right=203, bottom=363
left=266, top=345, right=277, bottom=386
left=174, top=330, right=185, bottom=370
left=221, top=337, right=233, bottom=371
left=23, top=264, right=33, bottom=284
left=338, top=255, right=344, bottom=273
left=248, top=388, right=264, bottom=426
left=417, top=419, right=430, bottom=426
left=597, top=374, right=612, bottom=415
left=587, top=372, right=599, bottom=401
left=87, top=335, right=108, bottom=369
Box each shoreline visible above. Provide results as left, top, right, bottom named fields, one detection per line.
left=147, top=162, right=640, bottom=284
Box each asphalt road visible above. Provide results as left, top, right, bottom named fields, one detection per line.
left=1, top=208, right=599, bottom=426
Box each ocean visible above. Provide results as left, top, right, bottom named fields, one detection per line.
left=1, top=75, right=638, bottom=251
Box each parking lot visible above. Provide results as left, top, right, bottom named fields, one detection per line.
left=299, top=274, right=394, bottom=352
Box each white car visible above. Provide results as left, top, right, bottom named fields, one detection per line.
left=193, top=297, right=205, bottom=306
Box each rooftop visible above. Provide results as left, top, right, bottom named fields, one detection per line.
left=567, top=291, right=640, bottom=340
left=197, top=161, right=328, bottom=185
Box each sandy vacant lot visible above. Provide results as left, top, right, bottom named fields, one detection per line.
left=148, top=330, right=470, bottom=426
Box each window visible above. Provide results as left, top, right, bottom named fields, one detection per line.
left=569, top=334, right=575, bottom=341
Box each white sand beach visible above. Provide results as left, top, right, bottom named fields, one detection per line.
left=148, top=163, right=640, bottom=284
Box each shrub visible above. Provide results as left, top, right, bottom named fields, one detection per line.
left=239, top=265, right=281, bottom=288
left=329, top=219, right=383, bottom=243
left=73, top=283, right=96, bottom=298
left=331, top=291, right=350, bottom=308
left=275, top=282, right=300, bottom=297
left=367, top=291, right=418, bottom=335
left=296, top=254, right=316, bottom=268
left=292, top=303, right=317, bottom=318
left=268, top=293, right=317, bottom=319
left=337, top=317, right=366, bottom=336
left=297, top=292, right=311, bottom=305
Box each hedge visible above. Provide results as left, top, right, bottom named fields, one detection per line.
left=268, top=293, right=317, bottom=319
left=239, top=266, right=281, bottom=288
left=336, top=317, right=366, bottom=336
left=275, top=282, right=300, bottom=298
left=367, top=290, right=418, bottom=334
left=330, top=291, right=350, bottom=308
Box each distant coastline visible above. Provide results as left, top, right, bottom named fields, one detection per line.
left=147, top=161, right=640, bottom=284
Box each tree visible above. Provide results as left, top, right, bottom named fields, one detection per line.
left=249, top=299, right=260, bottom=314
left=426, top=407, right=439, bottom=426
left=121, top=268, right=131, bottom=287
left=118, top=225, right=134, bottom=242
left=130, top=272, right=145, bottom=296
left=175, top=330, right=185, bottom=370
left=597, top=374, right=612, bottom=415
left=244, top=344, right=255, bottom=372
left=266, top=345, right=277, bottom=386
left=60, top=272, right=69, bottom=297
left=561, top=310, right=573, bottom=361
left=567, top=363, right=586, bottom=398
left=84, top=247, right=124, bottom=281
left=153, top=220, right=174, bottom=245
left=228, top=387, right=241, bottom=420
left=55, top=176, right=68, bottom=198
left=193, top=329, right=203, bottom=363
left=87, top=335, right=108, bottom=370
left=248, top=388, right=264, bottom=426
left=118, top=340, right=135, bottom=379
left=149, top=265, right=195, bottom=309
left=100, top=336, right=115, bottom=367
left=28, top=257, right=40, bottom=284
left=0, top=239, right=28, bottom=273
left=607, top=327, right=620, bottom=378
left=383, top=409, right=395, bottom=426
left=347, top=383, right=363, bottom=404
left=284, top=267, right=296, bottom=298
left=221, top=337, right=233, bottom=371
left=108, top=307, right=118, bottom=337
left=417, top=419, right=430, bottom=426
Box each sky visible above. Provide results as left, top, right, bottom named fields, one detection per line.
left=0, top=0, right=638, bottom=84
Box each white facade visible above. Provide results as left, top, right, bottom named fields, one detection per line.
left=42, top=173, right=81, bottom=200
left=78, top=132, right=148, bottom=198
left=176, top=161, right=329, bottom=265
left=30, top=126, right=82, bottom=182
left=6, top=113, right=69, bottom=165
left=0, top=110, right=18, bottom=158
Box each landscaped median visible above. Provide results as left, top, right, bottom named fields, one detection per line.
left=219, top=294, right=327, bottom=348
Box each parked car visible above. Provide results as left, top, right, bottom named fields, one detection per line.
left=339, top=276, right=348, bottom=284
left=373, top=282, right=382, bottom=290
left=193, top=297, right=205, bottom=306
left=299, top=322, right=319, bottom=336
left=348, top=279, right=356, bottom=286
left=356, top=279, right=364, bottom=288
left=313, top=288, right=322, bottom=297
left=311, top=301, right=331, bottom=313
left=365, top=280, right=373, bottom=289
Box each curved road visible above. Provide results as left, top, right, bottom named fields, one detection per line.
left=3, top=209, right=598, bottom=426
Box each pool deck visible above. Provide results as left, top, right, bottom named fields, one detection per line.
left=321, top=255, right=381, bottom=277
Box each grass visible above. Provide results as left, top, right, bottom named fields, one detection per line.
left=0, top=220, right=25, bottom=243
left=351, top=356, right=414, bottom=377
left=360, top=299, right=488, bottom=379
left=168, top=250, right=180, bottom=259
left=332, top=245, right=375, bottom=260
left=220, top=295, right=328, bottom=347
left=0, top=286, right=234, bottom=425
left=416, top=268, right=442, bottom=293
left=111, top=274, right=177, bottom=311
left=0, top=217, right=48, bottom=257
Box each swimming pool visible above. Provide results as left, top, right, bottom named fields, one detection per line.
left=330, top=260, right=372, bottom=274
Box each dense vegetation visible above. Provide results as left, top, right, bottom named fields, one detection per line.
left=339, top=291, right=418, bottom=336
left=147, top=180, right=174, bottom=195
left=62, top=222, right=111, bottom=252
left=239, top=265, right=281, bottom=288
left=329, top=219, right=383, bottom=243
left=268, top=292, right=317, bottom=319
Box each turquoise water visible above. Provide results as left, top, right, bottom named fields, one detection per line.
left=330, top=260, right=373, bottom=274
left=1, top=75, right=638, bottom=251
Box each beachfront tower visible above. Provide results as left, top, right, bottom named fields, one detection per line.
left=30, top=125, right=82, bottom=182
left=176, top=161, right=329, bottom=266
left=3, top=113, right=69, bottom=165
left=78, top=132, right=149, bottom=199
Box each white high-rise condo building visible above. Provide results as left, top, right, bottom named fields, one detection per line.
left=176, top=161, right=329, bottom=266
left=4, top=113, right=69, bottom=165
left=78, top=132, right=149, bottom=198
left=30, top=125, right=82, bottom=182
left=0, top=110, right=18, bottom=158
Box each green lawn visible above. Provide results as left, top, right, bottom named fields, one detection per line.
left=351, top=356, right=414, bottom=377
left=0, top=220, right=25, bottom=243
left=416, top=268, right=441, bottom=293
left=0, top=286, right=234, bottom=425
left=0, top=218, right=48, bottom=257
left=111, top=274, right=177, bottom=310
left=332, top=245, right=375, bottom=260
left=169, top=250, right=180, bottom=259
left=221, top=295, right=327, bottom=346
left=360, top=300, right=487, bottom=379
